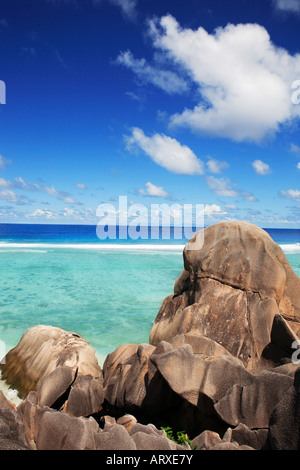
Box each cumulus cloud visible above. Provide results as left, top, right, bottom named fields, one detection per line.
left=0, top=175, right=84, bottom=208
left=147, top=15, right=300, bottom=142
left=116, top=50, right=189, bottom=95
left=252, top=159, right=272, bottom=175
left=0, top=189, right=18, bottom=203
left=45, top=185, right=60, bottom=196
left=139, top=181, right=169, bottom=197
left=0, top=177, right=13, bottom=188
left=44, top=184, right=71, bottom=201
left=206, top=175, right=257, bottom=201
left=26, top=206, right=95, bottom=221
left=63, top=196, right=80, bottom=204
left=206, top=158, right=229, bottom=174
left=14, top=177, right=40, bottom=191
left=280, top=189, right=300, bottom=201
left=26, top=208, right=56, bottom=219
left=206, top=176, right=238, bottom=197
left=201, top=204, right=227, bottom=218
left=125, top=127, right=204, bottom=175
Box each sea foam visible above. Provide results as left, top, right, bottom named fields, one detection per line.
left=0, top=241, right=299, bottom=254
left=0, top=242, right=185, bottom=252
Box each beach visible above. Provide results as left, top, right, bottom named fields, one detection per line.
left=0, top=224, right=299, bottom=369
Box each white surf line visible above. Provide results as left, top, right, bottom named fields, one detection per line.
left=0, top=242, right=299, bottom=254
left=0, top=242, right=185, bottom=251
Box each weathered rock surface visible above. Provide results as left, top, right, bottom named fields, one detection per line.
left=35, top=410, right=103, bottom=450
left=266, top=368, right=300, bottom=449
left=214, top=370, right=293, bottom=429
left=0, top=393, right=30, bottom=450
left=36, top=365, right=104, bottom=417
left=102, top=333, right=299, bottom=442
left=190, top=430, right=222, bottom=450
left=0, top=221, right=300, bottom=450
left=150, top=221, right=300, bottom=372
left=0, top=325, right=102, bottom=398
left=16, top=389, right=189, bottom=450
left=222, top=424, right=268, bottom=450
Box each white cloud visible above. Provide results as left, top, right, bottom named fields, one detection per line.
left=76, top=182, right=87, bottom=190
left=44, top=184, right=73, bottom=201
left=201, top=204, right=227, bottom=218
left=125, top=127, right=204, bottom=175
left=0, top=176, right=41, bottom=194
left=63, top=196, right=80, bottom=204
left=0, top=178, right=13, bottom=188
left=45, top=185, right=60, bottom=196
left=242, top=193, right=257, bottom=202
left=206, top=158, right=229, bottom=174
left=109, top=0, right=137, bottom=19
left=116, top=50, right=189, bottom=95
left=14, top=176, right=27, bottom=188
left=297, top=162, right=300, bottom=169
left=25, top=206, right=96, bottom=221
left=14, top=177, right=41, bottom=192
left=94, top=0, right=137, bottom=20
left=206, top=175, right=257, bottom=201
left=291, top=143, right=300, bottom=155
left=0, top=189, right=18, bottom=203
left=62, top=207, right=78, bottom=218
left=252, top=159, right=272, bottom=175
left=206, top=176, right=238, bottom=197
left=139, top=181, right=169, bottom=197
left=0, top=155, right=11, bottom=170
left=273, top=0, right=300, bottom=12
left=26, top=208, right=56, bottom=219
left=148, top=15, right=300, bottom=142
left=280, top=189, right=300, bottom=201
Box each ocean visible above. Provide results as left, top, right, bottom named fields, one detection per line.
left=0, top=223, right=299, bottom=375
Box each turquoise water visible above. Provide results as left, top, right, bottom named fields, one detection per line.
left=0, top=246, right=183, bottom=363
left=0, top=224, right=299, bottom=366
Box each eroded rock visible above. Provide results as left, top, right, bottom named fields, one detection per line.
left=0, top=325, right=102, bottom=398
left=150, top=221, right=300, bottom=372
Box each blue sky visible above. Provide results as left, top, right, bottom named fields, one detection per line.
left=0, top=0, right=300, bottom=227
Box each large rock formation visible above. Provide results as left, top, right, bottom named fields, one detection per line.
left=0, top=325, right=102, bottom=398
left=102, top=333, right=298, bottom=443
left=149, top=221, right=300, bottom=373
left=0, top=221, right=300, bottom=450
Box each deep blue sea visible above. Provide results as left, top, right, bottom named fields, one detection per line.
left=0, top=223, right=299, bottom=378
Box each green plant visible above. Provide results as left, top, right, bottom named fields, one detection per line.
left=160, top=426, right=197, bottom=450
